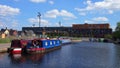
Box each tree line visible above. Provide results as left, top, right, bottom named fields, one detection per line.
left=113, top=22, right=120, bottom=40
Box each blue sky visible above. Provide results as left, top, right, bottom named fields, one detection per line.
left=0, top=0, right=120, bottom=30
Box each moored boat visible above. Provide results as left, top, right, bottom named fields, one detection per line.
left=7, top=38, right=61, bottom=55
left=58, top=37, right=72, bottom=44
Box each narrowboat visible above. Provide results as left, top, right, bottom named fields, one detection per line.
left=59, top=37, right=72, bottom=44
left=7, top=38, right=61, bottom=55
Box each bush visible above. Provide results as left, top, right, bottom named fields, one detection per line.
left=104, top=34, right=112, bottom=39
left=113, top=31, right=120, bottom=39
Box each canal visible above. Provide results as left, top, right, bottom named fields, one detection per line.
left=0, top=42, right=120, bottom=68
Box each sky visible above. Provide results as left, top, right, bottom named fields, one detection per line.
left=0, top=0, right=120, bottom=30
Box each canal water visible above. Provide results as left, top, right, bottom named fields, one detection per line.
left=0, top=42, right=120, bottom=68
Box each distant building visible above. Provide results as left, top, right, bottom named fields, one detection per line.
left=72, top=23, right=110, bottom=29
left=22, top=23, right=112, bottom=38
left=0, top=28, right=19, bottom=37
left=22, top=27, right=72, bottom=37
left=71, top=23, right=112, bottom=37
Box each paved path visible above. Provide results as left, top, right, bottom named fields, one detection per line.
left=0, top=43, right=10, bottom=53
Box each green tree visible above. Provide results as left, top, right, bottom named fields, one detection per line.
left=113, top=31, right=120, bottom=39
left=115, top=22, right=120, bottom=31
left=105, top=34, right=112, bottom=39
left=113, top=22, right=120, bottom=40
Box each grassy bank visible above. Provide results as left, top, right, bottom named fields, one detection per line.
left=71, top=37, right=81, bottom=40
left=0, top=38, right=11, bottom=43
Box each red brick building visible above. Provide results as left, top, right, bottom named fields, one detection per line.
left=72, top=23, right=110, bottom=29
left=71, top=23, right=112, bottom=37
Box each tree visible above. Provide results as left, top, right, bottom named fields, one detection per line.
left=115, top=22, right=120, bottom=31
left=104, top=34, right=112, bottom=39
left=113, top=22, right=120, bottom=40
left=113, top=31, right=120, bottom=39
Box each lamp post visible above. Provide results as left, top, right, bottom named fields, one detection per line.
left=37, top=12, right=41, bottom=27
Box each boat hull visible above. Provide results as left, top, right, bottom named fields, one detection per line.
left=26, top=48, right=45, bottom=54
left=8, top=48, right=22, bottom=54
left=26, top=46, right=61, bottom=54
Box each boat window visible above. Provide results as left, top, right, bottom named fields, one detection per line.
left=50, top=42, right=52, bottom=45
left=45, top=42, right=48, bottom=46
left=54, top=41, right=55, bottom=44
left=57, top=41, right=59, bottom=43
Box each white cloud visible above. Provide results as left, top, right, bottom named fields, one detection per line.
left=49, top=1, right=54, bottom=5
left=41, top=19, right=49, bottom=26
left=79, top=12, right=86, bottom=16
left=0, top=5, right=20, bottom=29
left=45, top=9, right=77, bottom=19
left=0, top=19, right=20, bottom=29
left=0, top=4, right=20, bottom=16
left=28, top=18, right=49, bottom=27
left=84, top=17, right=109, bottom=23
left=93, top=17, right=108, bottom=22
left=75, top=0, right=120, bottom=14
left=11, top=20, right=18, bottom=27
left=60, top=10, right=76, bottom=18
left=28, top=18, right=38, bottom=23
left=84, top=20, right=94, bottom=23
left=30, top=0, right=46, bottom=3
left=0, top=22, right=4, bottom=27
left=108, top=10, right=113, bottom=14
left=45, top=9, right=59, bottom=18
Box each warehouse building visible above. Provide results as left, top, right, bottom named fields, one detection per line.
left=22, top=23, right=112, bottom=38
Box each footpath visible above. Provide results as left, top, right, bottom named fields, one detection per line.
left=0, top=43, right=10, bottom=53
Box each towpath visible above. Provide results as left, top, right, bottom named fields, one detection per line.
left=0, top=43, right=10, bottom=53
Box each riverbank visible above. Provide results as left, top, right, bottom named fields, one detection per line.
left=71, top=39, right=82, bottom=43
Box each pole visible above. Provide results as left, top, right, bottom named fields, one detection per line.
left=37, top=12, right=41, bottom=27
left=59, top=21, right=61, bottom=27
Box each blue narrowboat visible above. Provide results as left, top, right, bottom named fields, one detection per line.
left=7, top=38, right=61, bottom=54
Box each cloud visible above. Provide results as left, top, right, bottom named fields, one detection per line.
left=0, top=4, right=20, bottom=16
left=84, top=20, right=94, bottom=23
left=11, top=20, right=19, bottom=27
left=44, top=9, right=77, bottom=19
left=93, top=17, right=108, bottom=22
left=79, top=12, right=86, bottom=16
left=0, top=19, right=20, bottom=29
left=108, top=10, right=113, bottom=14
left=49, top=1, right=54, bottom=5
left=0, top=5, right=20, bottom=29
left=75, top=0, right=120, bottom=14
left=30, top=0, right=46, bottom=3
left=28, top=18, right=38, bottom=23
left=44, top=9, right=59, bottom=18
left=28, top=18, right=49, bottom=27
left=60, top=10, right=76, bottom=18
left=84, top=17, right=109, bottom=23
left=41, top=19, right=49, bottom=26
left=0, top=22, right=4, bottom=27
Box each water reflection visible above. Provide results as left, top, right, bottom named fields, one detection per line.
left=9, top=53, right=44, bottom=64
left=1, top=42, right=120, bottom=68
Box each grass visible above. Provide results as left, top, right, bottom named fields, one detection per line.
left=0, top=38, right=11, bottom=43
left=71, top=37, right=81, bottom=40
